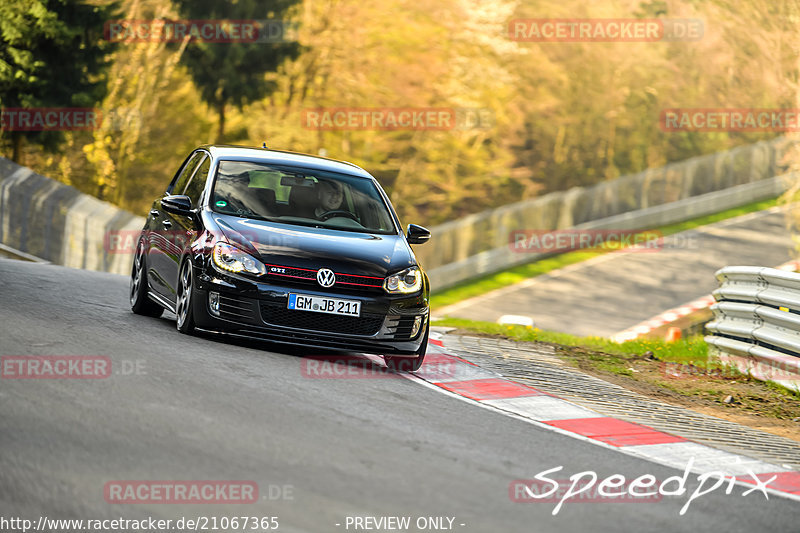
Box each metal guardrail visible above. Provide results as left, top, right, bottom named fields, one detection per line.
left=0, top=242, right=49, bottom=263
left=706, top=266, right=800, bottom=392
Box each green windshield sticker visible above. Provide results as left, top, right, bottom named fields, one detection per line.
left=215, top=200, right=227, bottom=208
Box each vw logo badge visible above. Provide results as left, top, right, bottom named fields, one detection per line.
left=316, top=268, right=336, bottom=288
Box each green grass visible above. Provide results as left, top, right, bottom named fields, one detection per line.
left=435, top=317, right=799, bottom=395
left=430, top=197, right=779, bottom=309
left=763, top=379, right=800, bottom=399
left=433, top=317, right=709, bottom=365
left=433, top=318, right=800, bottom=416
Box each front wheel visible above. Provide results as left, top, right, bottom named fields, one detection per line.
left=130, top=241, right=164, bottom=318
left=176, top=259, right=196, bottom=334
left=385, top=323, right=429, bottom=372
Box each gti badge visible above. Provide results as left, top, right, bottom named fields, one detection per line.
left=316, top=268, right=336, bottom=288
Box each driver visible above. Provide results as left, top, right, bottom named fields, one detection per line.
left=315, top=180, right=344, bottom=218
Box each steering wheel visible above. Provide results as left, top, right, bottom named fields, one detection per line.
left=318, top=210, right=359, bottom=221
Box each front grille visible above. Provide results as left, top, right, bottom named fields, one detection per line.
left=260, top=302, right=384, bottom=336
left=335, top=273, right=383, bottom=289
left=265, top=265, right=317, bottom=281
left=263, top=264, right=383, bottom=292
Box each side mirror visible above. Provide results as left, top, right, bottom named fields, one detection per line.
left=406, top=224, right=430, bottom=245
left=161, top=195, right=193, bottom=216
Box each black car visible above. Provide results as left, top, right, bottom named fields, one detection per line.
left=129, top=145, right=431, bottom=370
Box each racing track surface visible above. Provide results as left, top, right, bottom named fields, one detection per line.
left=0, top=258, right=798, bottom=532
left=439, top=207, right=794, bottom=337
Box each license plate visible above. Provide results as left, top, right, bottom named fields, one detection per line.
left=287, top=293, right=361, bottom=317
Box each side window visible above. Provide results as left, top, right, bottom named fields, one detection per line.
left=182, top=156, right=210, bottom=206
left=167, top=152, right=204, bottom=195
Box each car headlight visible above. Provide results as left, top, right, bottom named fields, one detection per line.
left=384, top=266, right=422, bottom=294
left=212, top=242, right=266, bottom=276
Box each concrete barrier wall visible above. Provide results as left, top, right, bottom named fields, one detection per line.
left=0, top=157, right=145, bottom=275
left=415, top=137, right=796, bottom=281
left=426, top=174, right=793, bottom=290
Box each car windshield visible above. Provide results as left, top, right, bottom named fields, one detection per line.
left=210, top=160, right=397, bottom=234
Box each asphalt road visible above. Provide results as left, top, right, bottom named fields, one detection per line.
left=437, top=207, right=795, bottom=337
left=1, top=258, right=798, bottom=532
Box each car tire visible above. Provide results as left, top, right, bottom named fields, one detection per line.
left=385, top=322, right=429, bottom=372
left=176, top=259, right=196, bottom=334
left=130, top=241, right=164, bottom=318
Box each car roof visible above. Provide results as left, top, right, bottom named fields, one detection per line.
left=200, top=145, right=373, bottom=179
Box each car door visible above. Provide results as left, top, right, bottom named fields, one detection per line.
left=161, top=154, right=211, bottom=300
left=147, top=151, right=205, bottom=300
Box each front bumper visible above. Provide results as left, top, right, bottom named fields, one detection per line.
left=192, top=268, right=429, bottom=355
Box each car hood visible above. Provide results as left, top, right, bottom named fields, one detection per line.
left=213, top=215, right=416, bottom=277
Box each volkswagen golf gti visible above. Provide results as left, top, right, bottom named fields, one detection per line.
left=129, top=145, right=431, bottom=370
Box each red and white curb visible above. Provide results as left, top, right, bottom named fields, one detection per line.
left=396, top=333, right=800, bottom=501
left=610, top=294, right=716, bottom=343
left=610, top=259, right=800, bottom=343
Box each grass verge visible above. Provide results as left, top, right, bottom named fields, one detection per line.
left=433, top=317, right=800, bottom=429
left=430, top=197, right=779, bottom=309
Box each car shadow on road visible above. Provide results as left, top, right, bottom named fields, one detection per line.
left=191, top=325, right=399, bottom=378
left=132, top=308, right=398, bottom=377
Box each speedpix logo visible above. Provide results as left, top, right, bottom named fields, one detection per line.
left=510, top=458, right=776, bottom=515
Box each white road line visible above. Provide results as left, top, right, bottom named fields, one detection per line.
left=396, top=344, right=800, bottom=504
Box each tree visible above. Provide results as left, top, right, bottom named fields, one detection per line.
left=83, top=0, right=197, bottom=205
left=172, top=0, right=302, bottom=142
left=0, top=0, right=117, bottom=163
